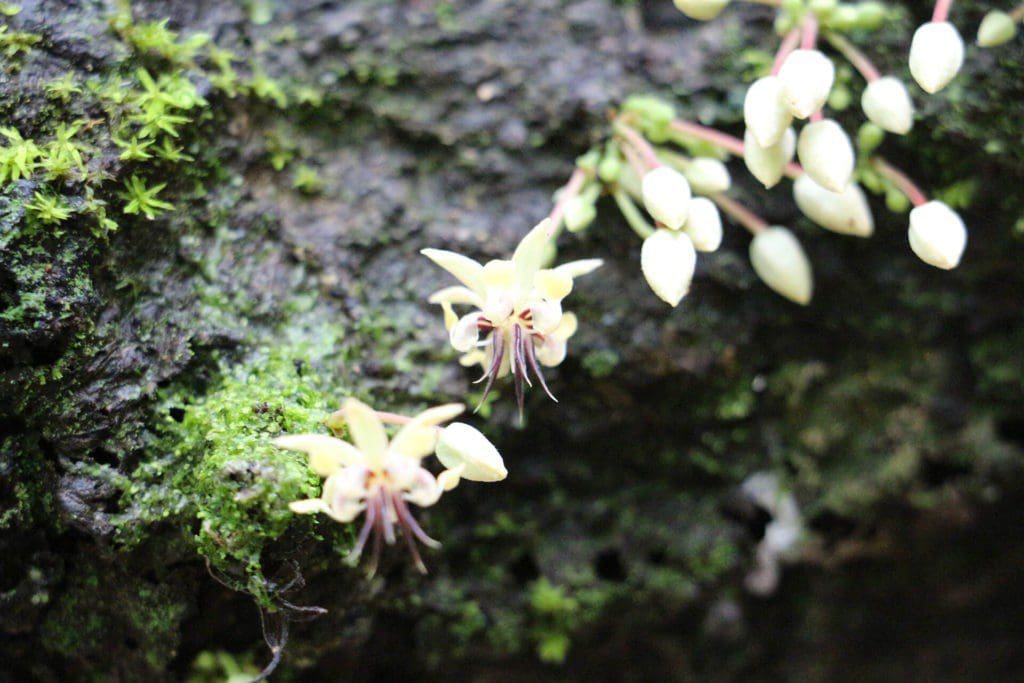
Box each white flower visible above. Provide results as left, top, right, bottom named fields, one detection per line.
left=741, top=472, right=803, bottom=596
left=743, top=126, right=795, bottom=189
left=641, top=228, right=697, bottom=306
left=908, top=200, right=967, bottom=269
left=423, top=219, right=602, bottom=415
left=683, top=197, right=723, bottom=252
left=277, top=399, right=498, bottom=573
left=744, top=76, right=792, bottom=147
left=684, top=157, right=731, bottom=195
left=749, top=227, right=813, bottom=305
left=436, top=423, right=507, bottom=482
left=861, top=76, right=914, bottom=135
left=777, top=49, right=835, bottom=119
left=793, top=175, right=874, bottom=237
left=641, top=166, right=692, bottom=229
left=672, top=0, right=730, bottom=21
left=796, top=119, right=855, bottom=192
left=977, top=11, right=1017, bottom=47
left=909, top=22, right=964, bottom=93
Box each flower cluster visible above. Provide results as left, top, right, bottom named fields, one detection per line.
left=275, top=398, right=506, bottom=573
left=422, top=219, right=601, bottom=416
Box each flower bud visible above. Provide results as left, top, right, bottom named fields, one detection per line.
left=744, top=126, right=795, bottom=189
left=744, top=76, right=792, bottom=148
left=908, top=200, right=967, bottom=269
left=641, top=166, right=691, bottom=229
left=683, top=197, right=723, bottom=252
left=684, top=157, right=731, bottom=195
left=861, top=76, right=914, bottom=134
left=778, top=49, right=835, bottom=119
left=672, top=0, right=730, bottom=20
left=749, top=227, right=813, bottom=305
left=435, top=423, right=507, bottom=482
left=909, top=22, right=964, bottom=94
left=564, top=195, right=597, bottom=233
left=797, top=119, right=855, bottom=192
left=977, top=11, right=1017, bottom=47
left=641, top=228, right=697, bottom=306
left=793, top=175, right=874, bottom=237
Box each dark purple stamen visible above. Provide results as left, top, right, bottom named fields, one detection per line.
left=348, top=485, right=442, bottom=576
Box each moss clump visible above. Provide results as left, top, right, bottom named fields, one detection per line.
left=39, top=558, right=189, bottom=672
left=117, top=333, right=350, bottom=602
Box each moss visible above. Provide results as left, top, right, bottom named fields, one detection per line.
left=40, top=558, right=189, bottom=673
left=116, top=328, right=354, bottom=603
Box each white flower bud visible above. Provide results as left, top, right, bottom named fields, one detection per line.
left=683, top=197, right=723, bottom=252
left=672, top=0, right=730, bottom=20
left=749, top=227, right=813, bottom=305
left=793, top=175, right=874, bottom=237
left=641, top=166, right=692, bottom=230
left=435, top=423, right=507, bottom=482
left=797, top=119, right=855, bottom=193
left=977, top=11, right=1017, bottom=47
left=909, top=22, right=964, bottom=94
left=684, top=157, right=731, bottom=195
left=641, top=228, right=697, bottom=306
left=908, top=200, right=967, bottom=269
left=861, top=76, right=914, bottom=135
left=777, top=49, right=835, bottom=119
left=744, top=126, right=795, bottom=189
left=744, top=76, right=792, bottom=148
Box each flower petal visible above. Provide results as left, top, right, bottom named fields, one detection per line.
left=390, top=403, right=466, bottom=459
left=437, top=466, right=465, bottom=491
left=289, top=498, right=331, bottom=515
left=404, top=468, right=443, bottom=507
left=450, top=313, right=481, bottom=352
left=551, top=311, right=578, bottom=341
left=535, top=336, right=567, bottom=367
left=533, top=269, right=573, bottom=302
left=339, top=398, right=388, bottom=469
left=435, top=423, right=507, bottom=482
left=421, top=248, right=486, bottom=294
left=553, top=258, right=603, bottom=280
left=530, top=299, right=563, bottom=335
left=272, top=434, right=363, bottom=476
left=512, top=219, right=552, bottom=295
left=428, top=286, right=484, bottom=307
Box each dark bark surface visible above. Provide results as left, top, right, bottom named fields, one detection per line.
left=2, top=0, right=1023, bottom=680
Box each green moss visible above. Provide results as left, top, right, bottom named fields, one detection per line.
left=40, top=559, right=189, bottom=672
left=117, top=330, right=353, bottom=602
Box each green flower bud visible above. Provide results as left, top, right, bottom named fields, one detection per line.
left=826, top=5, right=859, bottom=31
left=621, top=95, right=676, bottom=129
left=977, top=11, right=1017, bottom=48
left=857, top=122, right=886, bottom=155
left=853, top=1, right=887, bottom=30
left=885, top=188, right=910, bottom=213
left=564, top=196, right=597, bottom=233
left=597, top=154, right=622, bottom=183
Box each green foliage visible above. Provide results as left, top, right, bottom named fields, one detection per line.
left=44, top=74, right=83, bottom=102
left=112, top=14, right=210, bottom=65
left=120, top=175, right=175, bottom=219
left=0, top=127, right=41, bottom=184
left=528, top=578, right=580, bottom=664
left=0, top=24, right=40, bottom=58
left=25, top=192, right=73, bottom=225
left=291, top=164, right=323, bottom=195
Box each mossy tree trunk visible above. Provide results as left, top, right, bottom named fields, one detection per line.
left=2, top=0, right=1023, bottom=680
